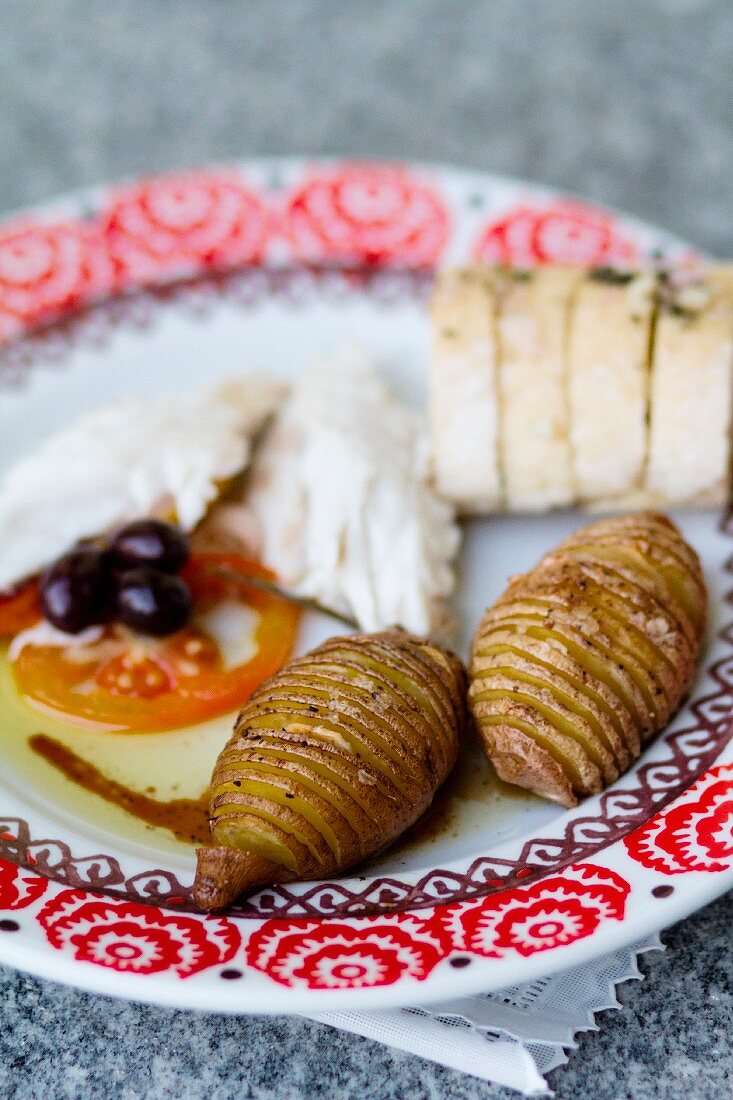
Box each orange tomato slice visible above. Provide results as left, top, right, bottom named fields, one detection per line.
left=11, top=554, right=300, bottom=732
left=0, top=580, right=41, bottom=637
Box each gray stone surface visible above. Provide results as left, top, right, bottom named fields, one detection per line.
left=0, top=894, right=731, bottom=1100
left=0, top=0, right=732, bottom=1096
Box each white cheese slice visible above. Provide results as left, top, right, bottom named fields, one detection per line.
left=567, top=271, right=655, bottom=503
left=429, top=267, right=502, bottom=513
left=0, top=374, right=285, bottom=592
left=245, top=345, right=460, bottom=639
left=645, top=266, right=733, bottom=505
left=497, top=268, right=579, bottom=511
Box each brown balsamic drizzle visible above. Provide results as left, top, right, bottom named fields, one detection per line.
left=393, top=754, right=493, bottom=852
left=392, top=751, right=536, bottom=855
left=28, top=733, right=211, bottom=845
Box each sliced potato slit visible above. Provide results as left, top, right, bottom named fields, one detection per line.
left=473, top=641, right=633, bottom=765
left=476, top=714, right=595, bottom=792
left=483, top=607, right=655, bottom=731
left=215, top=761, right=364, bottom=852
left=472, top=682, right=616, bottom=779
left=213, top=803, right=324, bottom=866
left=472, top=661, right=624, bottom=771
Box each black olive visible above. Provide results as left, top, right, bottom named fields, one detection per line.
left=39, top=549, right=115, bottom=634
left=109, top=520, right=190, bottom=575
left=115, top=568, right=193, bottom=636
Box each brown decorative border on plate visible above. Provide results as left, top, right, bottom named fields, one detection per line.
left=0, top=264, right=433, bottom=388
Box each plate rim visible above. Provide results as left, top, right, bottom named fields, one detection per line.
left=0, top=155, right=731, bottom=1013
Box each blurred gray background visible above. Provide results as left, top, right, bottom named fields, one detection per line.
left=1, top=1, right=732, bottom=1098
left=2, top=0, right=732, bottom=257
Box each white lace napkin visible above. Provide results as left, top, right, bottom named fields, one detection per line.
left=303, top=935, right=662, bottom=1095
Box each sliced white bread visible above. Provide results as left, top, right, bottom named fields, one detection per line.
left=645, top=266, right=733, bottom=506
left=497, top=268, right=579, bottom=511
left=567, top=271, right=655, bottom=503
left=429, top=267, right=502, bottom=512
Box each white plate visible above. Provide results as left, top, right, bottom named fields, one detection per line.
left=0, top=158, right=731, bottom=1013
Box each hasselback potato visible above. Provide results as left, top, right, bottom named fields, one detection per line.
left=194, top=627, right=467, bottom=911
left=469, top=513, right=706, bottom=807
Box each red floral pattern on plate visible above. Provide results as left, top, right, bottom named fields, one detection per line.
left=101, top=171, right=271, bottom=287
left=0, top=162, right=722, bottom=1009
left=625, top=764, right=733, bottom=874
left=0, top=857, right=47, bottom=910
left=246, top=911, right=451, bottom=989
left=438, top=863, right=629, bottom=960
left=473, top=200, right=638, bottom=267
left=0, top=219, right=114, bottom=340
left=246, top=864, right=629, bottom=988
left=38, top=889, right=240, bottom=977
left=284, top=163, right=449, bottom=267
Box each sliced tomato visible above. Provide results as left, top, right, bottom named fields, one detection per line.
left=0, top=580, right=41, bottom=637
left=95, top=651, right=178, bottom=699
left=11, top=554, right=300, bottom=732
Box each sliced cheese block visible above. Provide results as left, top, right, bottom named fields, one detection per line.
left=430, top=267, right=502, bottom=512
left=497, top=268, right=579, bottom=511
left=567, top=271, right=655, bottom=503
left=645, top=266, right=733, bottom=506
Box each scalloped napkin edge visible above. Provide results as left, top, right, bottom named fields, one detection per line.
left=302, top=935, right=663, bottom=1096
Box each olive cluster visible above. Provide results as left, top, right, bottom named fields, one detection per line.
left=40, top=520, right=194, bottom=637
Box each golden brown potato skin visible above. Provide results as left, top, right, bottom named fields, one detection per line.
left=469, top=513, right=706, bottom=807
left=195, top=627, right=467, bottom=911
